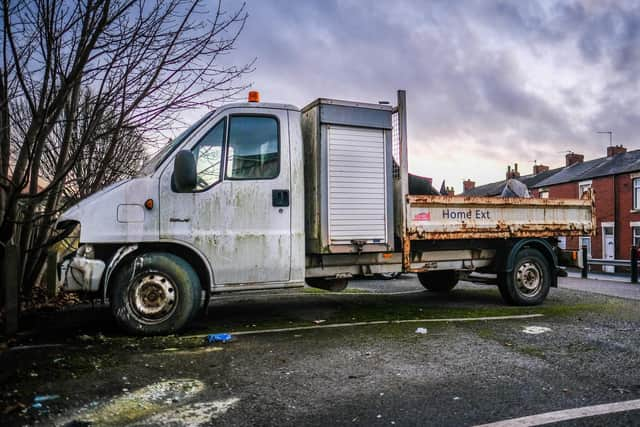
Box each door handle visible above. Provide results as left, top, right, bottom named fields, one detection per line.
left=272, top=189, right=289, bottom=207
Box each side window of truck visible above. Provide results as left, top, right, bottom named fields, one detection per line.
left=226, top=116, right=279, bottom=179
left=192, top=118, right=225, bottom=191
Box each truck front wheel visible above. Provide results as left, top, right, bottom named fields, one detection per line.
left=498, top=248, right=550, bottom=306
left=110, top=252, right=202, bottom=335
left=417, top=270, right=459, bottom=292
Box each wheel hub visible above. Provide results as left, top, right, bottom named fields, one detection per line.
left=516, top=261, right=542, bottom=295
left=129, top=273, right=177, bottom=323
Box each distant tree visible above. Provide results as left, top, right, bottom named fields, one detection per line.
left=0, top=0, right=252, bottom=300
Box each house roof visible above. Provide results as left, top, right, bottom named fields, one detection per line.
left=464, top=148, right=640, bottom=196
left=531, top=149, right=640, bottom=188
left=463, top=167, right=562, bottom=197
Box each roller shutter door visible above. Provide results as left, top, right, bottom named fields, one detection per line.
left=327, top=125, right=387, bottom=244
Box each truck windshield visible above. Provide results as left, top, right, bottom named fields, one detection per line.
left=139, top=111, right=214, bottom=175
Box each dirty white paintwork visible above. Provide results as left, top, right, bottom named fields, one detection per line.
left=287, top=110, right=306, bottom=284
left=158, top=105, right=298, bottom=285
left=58, top=177, right=159, bottom=243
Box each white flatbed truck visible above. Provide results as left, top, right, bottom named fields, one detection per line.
left=56, top=90, right=594, bottom=335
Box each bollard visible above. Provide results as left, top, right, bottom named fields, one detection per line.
left=632, top=246, right=638, bottom=284
left=581, top=246, right=588, bottom=279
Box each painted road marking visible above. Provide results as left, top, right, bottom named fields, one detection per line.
left=187, top=313, right=543, bottom=339
left=475, top=398, right=640, bottom=427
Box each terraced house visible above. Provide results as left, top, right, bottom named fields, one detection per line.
left=463, top=145, right=640, bottom=268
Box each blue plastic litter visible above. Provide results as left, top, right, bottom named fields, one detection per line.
left=34, top=395, right=60, bottom=403
left=31, top=402, right=43, bottom=409
left=206, top=333, right=232, bottom=343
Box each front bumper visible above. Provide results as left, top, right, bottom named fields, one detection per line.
left=59, top=245, right=105, bottom=292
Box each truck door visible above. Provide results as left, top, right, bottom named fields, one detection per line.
left=158, top=108, right=291, bottom=285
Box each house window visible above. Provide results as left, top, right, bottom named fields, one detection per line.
left=539, top=190, right=549, bottom=199
left=634, top=178, right=640, bottom=210
left=578, top=180, right=592, bottom=198
left=633, top=227, right=640, bottom=247
left=579, top=236, right=591, bottom=258
left=556, top=236, right=566, bottom=249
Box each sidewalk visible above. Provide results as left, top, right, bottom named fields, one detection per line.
left=559, top=276, right=640, bottom=301
left=566, top=270, right=631, bottom=283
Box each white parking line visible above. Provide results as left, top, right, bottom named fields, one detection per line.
left=188, top=313, right=543, bottom=338
left=475, top=398, right=640, bottom=427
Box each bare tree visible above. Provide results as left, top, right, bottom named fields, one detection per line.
left=0, top=0, right=251, bottom=301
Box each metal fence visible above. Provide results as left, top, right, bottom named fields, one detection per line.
left=580, top=245, right=640, bottom=284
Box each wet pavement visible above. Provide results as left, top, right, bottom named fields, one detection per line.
left=1, top=276, right=640, bottom=426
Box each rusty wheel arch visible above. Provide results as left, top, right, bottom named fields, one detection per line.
left=103, top=242, right=213, bottom=300
left=502, top=238, right=559, bottom=288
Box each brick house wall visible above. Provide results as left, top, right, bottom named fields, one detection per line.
left=541, top=173, right=640, bottom=261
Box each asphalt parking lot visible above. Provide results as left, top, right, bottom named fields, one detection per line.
left=1, top=276, right=640, bottom=426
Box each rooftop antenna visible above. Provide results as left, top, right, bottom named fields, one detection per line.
left=597, top=130, right=613, bottom=146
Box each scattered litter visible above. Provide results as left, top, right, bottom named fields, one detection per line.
left=34, top=395, right=59, bottom=403
left=313, top=320, right=326, bottom=324
left=206, top=333, right=233, bottom=344
left=522, top=326, right=552, bottom=335
left=415, top=327, right=428, bottom=334
left=453, top=396, right=461, bottom=401
left=31, top=402, right=43, bottom=409
left=377, top=414, right=382, bottom=418
left=29, top=372, right=38, bottom=377
left=162, top=348, right=179, bottom=352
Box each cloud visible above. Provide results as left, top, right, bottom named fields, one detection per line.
left=214, top=0, right=640, bottom=189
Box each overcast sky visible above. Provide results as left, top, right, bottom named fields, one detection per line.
left=221, top=0, right=640, bottom=190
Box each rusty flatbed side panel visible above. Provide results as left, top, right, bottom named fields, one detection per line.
left=405, top=194, right=595, bottom=242
left=407, top=194, right=593, bottom=207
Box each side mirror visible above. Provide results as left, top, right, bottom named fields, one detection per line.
left=173, top=150, right=197, bottom=192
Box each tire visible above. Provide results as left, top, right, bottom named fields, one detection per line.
left=498, top=248, right=551, bottom=306
left=417, top=270, right=459, bottom=292
left=110, top=252, right=202, bottom=335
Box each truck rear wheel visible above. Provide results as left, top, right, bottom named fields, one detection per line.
left=417, top=270, right=459, bottom=292
left=110, top=252, right=201, bottom=335
left=498, top=248, right=550, bottom=306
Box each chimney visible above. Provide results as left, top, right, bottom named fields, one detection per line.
left=533, top=164, right=549, bottom=175
left=565, top=152, right=584, bottom=167
left=446, top=186, right=455, bottom=196
left=506, top=163, right=521, bottom=179
left=463, top=179, right=476, bottom=192
left=607, top=145, right=626, bottom=157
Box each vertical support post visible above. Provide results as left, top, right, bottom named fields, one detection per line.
left=3, top=243, right=19, bottom=336
left=631, top=246, right=638, bottom=284
left=397, top=90, right=409, bottom=270
left=581, top=246, right=588, bottom=279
